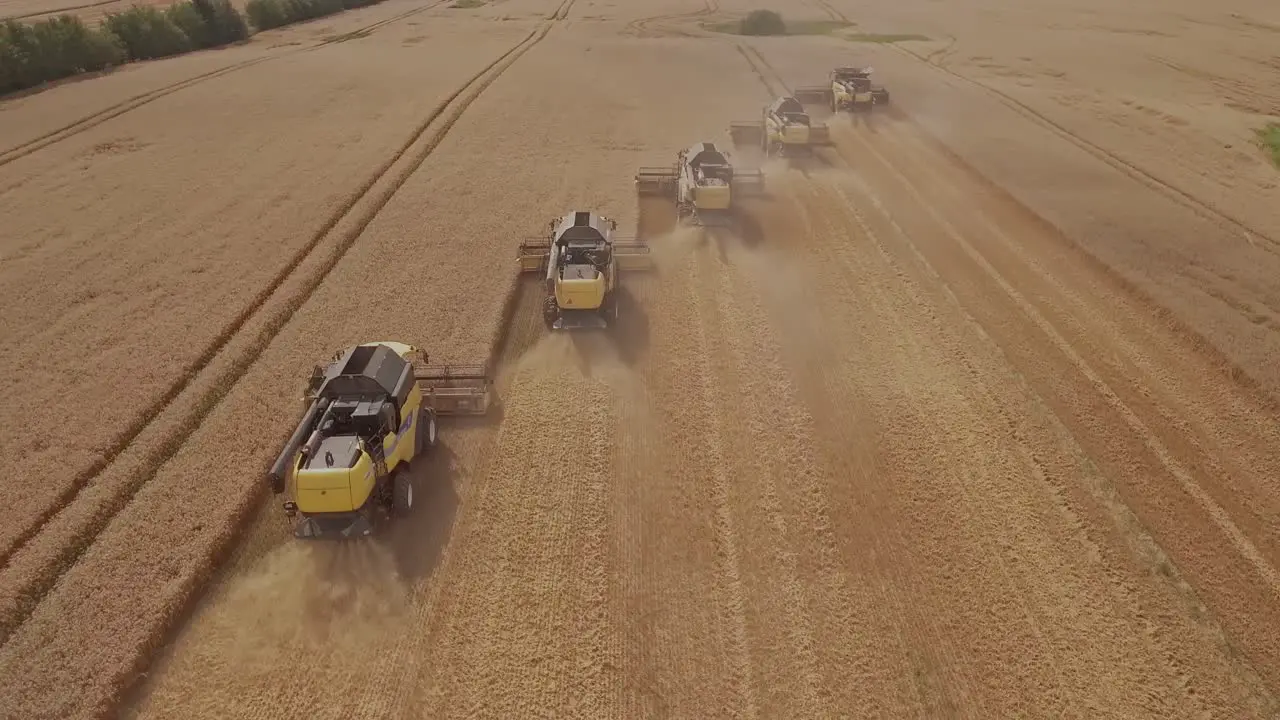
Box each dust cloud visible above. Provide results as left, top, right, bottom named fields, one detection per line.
left=140, top=540, right=411, bottom=706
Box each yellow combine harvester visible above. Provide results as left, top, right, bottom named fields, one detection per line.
left=518, top=210, right=653, bottom=330
left=794, top=66, right=892, bottom=113
left=268, top=341, right=491, bottom=540
left=729, top=96, right=833, bottom=158
left=635, top=142, right=765, bottom=227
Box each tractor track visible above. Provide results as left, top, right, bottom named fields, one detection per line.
left=340, top=278, right=564, bottom=720
left=822, top=112, right=1280, bottom=698
left=733, top=38, right=1280, bottom=707
left=102, top=14, right=1280, bottom=713
left=741, top=41, right=1280, bottom=419
left=886, top=43, right=1280, bottom=253
left=808, top=0, right=847, bottom=24
left=623, top=0, right=715, bottom=39
left=838, top=117, right=1280, bottom=589
left=871, top=99, right=1280, bottom=414
left=0, top=0, right=450, bottom=167
left=735, top=43, right=789, bottom=97
left=747, top=36, right=1280, bottom=555
left=115, top=273, right=549, bottom=718
left=0, top=11, right=567, bottom=653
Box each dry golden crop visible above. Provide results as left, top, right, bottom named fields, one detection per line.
left=2, top=0, right=1280, bottom=717
left=0, top=7, right=532, bottom=633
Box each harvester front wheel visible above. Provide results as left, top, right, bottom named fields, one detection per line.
left=600, top=292, right=619, bottom=327
left=393, top=471, right=414, bottom=517
left=542, top=295, right=559, bottom=329
left=417, top=407, right=438, bottom=455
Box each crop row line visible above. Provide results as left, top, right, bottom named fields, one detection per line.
left=0, top=0, right=450, bottom=166
left=0, top=12, right=562, bottom=653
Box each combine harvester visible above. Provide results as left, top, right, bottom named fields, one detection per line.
left=729, top=96, right=834, bottom=158
left=268, top=341, right=491, bottom=540
left=794, top=66, right=891, bottom=113
left=518, top=210, right=653, bottom=331
left=635, top=142, right=766, bottom=228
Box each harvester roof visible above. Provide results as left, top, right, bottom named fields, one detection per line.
left=770, top=96, right=806, bottom=116
left=315, top=343, right=412, bottom=402
left=684, top=142, right=729, bottom=169
left=553, top=210, right=613, bottom=246
left=835, top=66, right=872, bottom=78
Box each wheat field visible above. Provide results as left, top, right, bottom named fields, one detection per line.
left=2, top=0, right=1280, bottom=717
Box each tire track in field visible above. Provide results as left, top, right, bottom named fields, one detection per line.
left=0, top=0, right=448, bottom=165
left=825, top=113, right=1280, bottom=702
left=748, top=38, right=1275, bottom=709
left=807, top=0, right=846, bottom=24
left=839, top=124, right=1280, bottom=708
left=696, top=236, right=858, bottom=716
left=763, top=134, right=1267, bottom=713
left=734, top=43, right=789, bottom=97
left=757, top=178, right=963, bottom=714
left=748, top=37, right=1275, bottom=710
left=0, top=16, right=559, bottom=650
left=748, top=36, right=1278, bottom=431
left=603, top=268, right=664, bottom=718
left=0, top=1, right=435, bottom=556
left=623, top=0, right=715, bottom=38
left=872, top=102, right=1280, bottom=420
left=885, top=45, right=1279, bottom=253
left=682, top=250, right=760, bottom=720
left=117, top=6, right=579, bottom=714
left=121, top=279, right=547, bottom=719
left=817, top=175, right=1086, bottom=708
left=797, top=167, right=1175, bottom=715
left=844, top=122, right=1280, bottom=598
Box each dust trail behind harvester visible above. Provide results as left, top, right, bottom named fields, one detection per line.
left=639, top=220, right=703, bottom=272
left=717, top=162, right=853, bottom=380
left=130, top=541, right=409, bottom=717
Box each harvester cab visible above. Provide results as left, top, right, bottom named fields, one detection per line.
left=634, top=142, right=765, bottom=227
left=517, top=210, right=653, bottom=331
left=730, top=96, right=833, bottom=158
left=268, top=341, right=491, bottom=540
left=795, top=66, right=890, bottom=112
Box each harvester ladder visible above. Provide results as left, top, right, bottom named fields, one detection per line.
left=368, top=438, right=389, bottom=483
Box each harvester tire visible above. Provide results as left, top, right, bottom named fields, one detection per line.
left=417, top=407, right=438, bottom=454
left=542, top=296, right=559, bottom=329
left=393, top=471, right=414, bottom=517
left=601, top=292, right=619, bottom=327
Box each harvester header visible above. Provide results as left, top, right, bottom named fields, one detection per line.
left=267, top=341, right=491, bottom=540
left=730, top=96, right=833, bottom=157
left=635, top=142, right=765, bottom=227
left=517, top=210, right=652, bottom=330
left=795, top=66, right=891, bottom=112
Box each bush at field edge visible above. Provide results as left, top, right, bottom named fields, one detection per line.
left=246, top=0, right=379, bottom=31
left=104, top=6, right=193, bottom=61
left=740, top=9, right=786, bottom=36
left=0, top=0, right=361, bottom=98
left=0, top=17, right=124, bottom=95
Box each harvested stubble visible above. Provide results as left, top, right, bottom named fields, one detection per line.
left=126, top=30, right=775, bottom=719
left=0, top=40, right=269, bottom=154
left=0, top=15, right=529, bottom=560
left=6, top=0, right=1280, bottom=717
left=127, top=14, right=1280, bottom=720
left=0, top=13, right=541, bottom=717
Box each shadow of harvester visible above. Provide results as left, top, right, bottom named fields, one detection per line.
left=380, top=437, right=464, bottom=584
